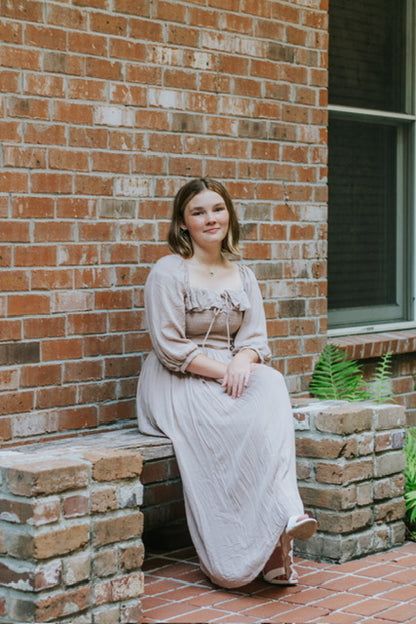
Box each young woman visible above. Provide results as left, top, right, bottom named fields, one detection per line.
left=136, top=177, right=317, bottom=589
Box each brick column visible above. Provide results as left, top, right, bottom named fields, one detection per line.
left=293, top=401, right=406, bottom=563
left=0, top=447, right=144, bottom=624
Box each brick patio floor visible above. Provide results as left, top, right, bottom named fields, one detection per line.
left=142, top=541, right=416, bottom=623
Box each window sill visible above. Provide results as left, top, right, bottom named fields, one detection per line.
left=329, top=329, right=416, bottom=360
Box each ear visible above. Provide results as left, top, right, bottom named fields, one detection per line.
left=180, top=224, right=188, bottom=232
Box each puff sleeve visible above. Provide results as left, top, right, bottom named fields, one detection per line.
left=144, top=256, right=202, bottom=373
left=233, top=265, right=271, bottom=363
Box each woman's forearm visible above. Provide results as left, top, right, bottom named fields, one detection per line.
left=185, top=354, right=228, bottom=379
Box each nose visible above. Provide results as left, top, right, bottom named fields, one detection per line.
left=206, top=210, right=217, bottom=223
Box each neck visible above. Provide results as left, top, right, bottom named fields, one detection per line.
left=192, top=247, right=224, bottom=267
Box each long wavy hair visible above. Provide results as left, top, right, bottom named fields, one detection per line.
left=168, top=177, right=240, bottom=258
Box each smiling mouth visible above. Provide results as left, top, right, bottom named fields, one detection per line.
left=204, top=227, right=220, bottom=233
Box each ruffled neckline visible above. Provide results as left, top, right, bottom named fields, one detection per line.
left=185, top=285, right=250, bottom=312
left=181, top=256, right=251, bottom=312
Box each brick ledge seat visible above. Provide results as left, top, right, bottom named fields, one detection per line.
left=13, top=427, right=174, bottom=462
left=0, top=400, right=407, bottom=623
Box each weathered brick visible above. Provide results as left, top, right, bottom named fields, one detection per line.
left=7, top=458, right=89, bottom=496
left=93, top=512, right=143, bottom=547
left=374, top=451, right=406, bottom=478
left=32, top=524, right=89, bottom=559
left=121, top=602, right=143, bottom=623
left=315, top=459, right=374, bottom=485
left=374, top=405, right=406, bottom=430
left=63, top=494, right=89, bottom=518
left=117, top=482, right=143, bottom=508
left=93, top=548, right=118, bottom=578
left=298, top=485, right=357, bottom=511
left=295, top=435, right=357, bottom=459
left=95, top=572, right=144, bottom=605
left=373, top=475, right=405, bottom=501
left=315, top=406, right=373, bottom=435
left=93, top=604, right=121, bottom=624
left=63, top=552, right=91, bottom=586
left=374, top=499, right=406, bottom=523
left=0, top=497, right=60, bottom=526
left=82, top=449, right=142, bottom=481
left=120, top=543, right=145, bottom=571
left=35, top=586, right=90, bottom=622
left=315, top=508, right=373, bottom=534
left=91, top=487, right=118, bottom=513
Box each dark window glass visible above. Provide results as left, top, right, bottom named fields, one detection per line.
left=328, top=119, right=397, bottom=310
left=329, top=0, right=406, bottom=113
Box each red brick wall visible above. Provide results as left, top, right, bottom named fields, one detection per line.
left=0, top=0, right=329, bottom=444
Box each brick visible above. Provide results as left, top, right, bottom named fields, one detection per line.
left=374, top=499, right=406, bottom=523
left=91, top=488, right=118, bottom=513
left=63, top=552, right=91, bottom=586
left=0, top=369, right=19, bottom=391
left=7, top=458, right=89, bottom=496
left=298, top=485, right=357, bottom=511
left=93, top=548, right=118, bottom=577
left=95, top=572, right=144, bottom=605
left=315, top=406, right=373, bottom=435
left=7, top=596, right=35, bottom=623
left=63, top=494, right=89, bottom=518
left=375, top=405, right=406, bottom=430
left=23, top=317, right=66, bottom=339
left=34, top=525, right=90, bottom=560
left=316, top=508, right=373, bottom=534
left=34, top=560, right=62, bottom=591
left=56, top=406, right=98, bottom=431
left=41, top=338, right=83, bottom=361
left=35, top=586, right=90, bottom=622
left=374, top=451, right=406, bottom=478
left=82, top=450, right=142, bottom=481
left=0, top=497, right=60, bottom=526
left=0, top=342, right=40, bottom=366
left=0, top=391, right=34, bottom=416
left=0, top=559, right=34, bottom=591
left=14, top=245, right=57, bottom=267
left=296, top=436, right=357, bottom=459
left=316, top=459, right=374, bottom=485
left=117, top=483, right=143, bottom=508
left=373, top=474, right=405, bottom=501
left=93, top=512, right=143, bottom=546
left=94, top=605, right=121, bottom=624
left=120, top=543, right=144, bottom=571
left=121, top=603, right=143, bottom=623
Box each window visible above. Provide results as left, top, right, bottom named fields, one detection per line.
left=328, top=0, right=415, bottom=332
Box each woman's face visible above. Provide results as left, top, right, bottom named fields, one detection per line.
left=181, top=189, right=230, bottom=251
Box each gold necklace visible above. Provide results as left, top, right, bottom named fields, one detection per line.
left=193, top=258, right=223, bottom=277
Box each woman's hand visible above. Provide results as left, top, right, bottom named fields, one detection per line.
left=222, top=349, right=260, bottom=399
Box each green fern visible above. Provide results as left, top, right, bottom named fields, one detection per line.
left=366, top=351, right=393, bottom=404
left=309, top=344, right=369, bottom=401
left=403, top=428, right=416, bottom=538
left=404, top=428, right=416, bottom=492
left=405, top=491, right=416, bottom=524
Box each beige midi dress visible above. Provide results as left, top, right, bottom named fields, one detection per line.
left=136, top=254, right=304, bottom=588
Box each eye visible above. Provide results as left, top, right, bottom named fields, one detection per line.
left=215, top=206, right=225, bottom=212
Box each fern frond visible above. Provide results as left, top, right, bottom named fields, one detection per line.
left=366, top=351, right=393, bottom=403
left=405, top=428, right=416, bottom=492
left=309, top=344, right=368, bottom=401
left=405, top=490, right=416, bottom=522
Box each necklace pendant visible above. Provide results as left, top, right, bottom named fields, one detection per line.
left=209, top=270, right=215, bottom=276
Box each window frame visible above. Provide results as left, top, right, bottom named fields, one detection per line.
left=327, top=0, right=416, bottom=336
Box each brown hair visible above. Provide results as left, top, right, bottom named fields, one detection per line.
left=168, top=177, right=240, bottom=258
